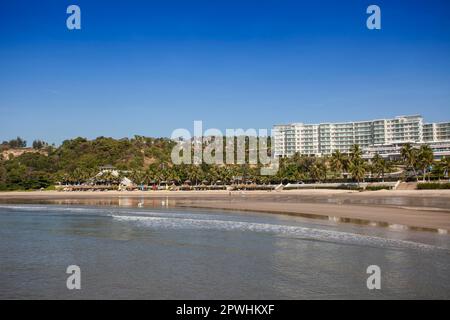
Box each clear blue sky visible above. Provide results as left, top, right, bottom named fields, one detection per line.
left=1, top=0, right=450, bottom=145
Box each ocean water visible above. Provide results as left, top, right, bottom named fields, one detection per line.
left=0, top=204, right=449, bottom=299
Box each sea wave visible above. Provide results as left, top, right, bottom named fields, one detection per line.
left=0, top=205, right=228, bottom=222
left=111, top=214, right=443, bottom=251
left=0, top=205, right=104, bottom=214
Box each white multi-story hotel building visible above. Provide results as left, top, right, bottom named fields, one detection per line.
left=273, top=115, right=450, bottom=159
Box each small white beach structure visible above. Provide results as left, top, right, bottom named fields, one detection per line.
left=274, top=183, right=284, bottom=191
left=95, top=167, right=134, bottom=187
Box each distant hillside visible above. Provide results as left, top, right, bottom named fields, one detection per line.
left=1, top=148, right=48, bottom=160
left=0, top=136, right=175, bottom=190
left=2, top=135, right=444, bottom=191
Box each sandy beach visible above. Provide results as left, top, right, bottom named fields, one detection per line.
left=1, top=189, right=450, bottom=232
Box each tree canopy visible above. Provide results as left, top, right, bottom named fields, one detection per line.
left=0, top=135, right=443, bottom=190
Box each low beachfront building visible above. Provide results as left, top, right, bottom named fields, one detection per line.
left=273, top=115, right=450, bottom=159
left=94, top=166, right=134, bottom=188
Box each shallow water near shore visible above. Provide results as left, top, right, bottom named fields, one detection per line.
left=0, top=203, right=450, bottom=299
left=1, top=191, right=450, bottom=209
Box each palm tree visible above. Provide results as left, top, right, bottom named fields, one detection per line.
left=228, top=165, right=241, bottom=184
left=144, top=167, right=157, bottom=185
left=372, top=153, right=390, bottom=182
left=401, top=143, right=418, bottom=180
left=97, top=171, right=115, bottom=185
left=310, top=158, right=327, bottom=182
left=432, top=160, right=445, bottom=181
left=187, top=165, right=203, bottom=186
left=349, top=158, right=366, bottom=183
left=166, top=167, right=181, bottom=185
left=71, top=167, right=86, bottom=185
left=442, top=157, right=450, bottom=180
left=130, top=170, right=144, bottom=186
left=417, top=145, right=434, bottom=182
left=349, top=144, right=362, bottom=162
left=217, top=166, right=231, bottom=185
left=347, top=144, right=366, bottom=183
left=208, top=166, right=221, bottom=184
left=157, top=168, right=168, bottom=185
left=330, top=150, right=346, bottom=178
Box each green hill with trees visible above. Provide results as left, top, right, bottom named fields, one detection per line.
left=0, top=136, right=449, bottom=191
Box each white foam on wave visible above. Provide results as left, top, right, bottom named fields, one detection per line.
left=0, top=205, right=104, bottom=214
left=112, top=214, right=442, bottom=251
left=0, top=205, right=219, bottom=219
left=0, top=205, right=231, bottom=225
left=0, top=205, right=51, bottom=211
left=109, top=209, right=234, bottom=222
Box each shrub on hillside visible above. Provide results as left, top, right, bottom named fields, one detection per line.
left=417, top=183, right=450, bottom=190
left=365, top=185, right=392, bottom=191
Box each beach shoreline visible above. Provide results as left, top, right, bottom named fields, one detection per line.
left=1, top=188, right=450, bottom=197
left=1, top=189, right=450, bottom=232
